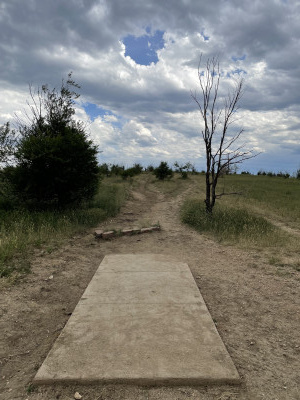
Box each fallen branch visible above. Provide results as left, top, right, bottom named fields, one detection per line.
left=215, top=191, right=243, bottom=199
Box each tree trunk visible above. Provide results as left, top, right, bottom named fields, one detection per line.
left=205, top=171, right=212, bottom=214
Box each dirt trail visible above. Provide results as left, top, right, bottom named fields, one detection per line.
left=266, top=218, right=300, bottom=237
left=1, top=177, right=300, bottom=400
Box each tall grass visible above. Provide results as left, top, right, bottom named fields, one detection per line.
left=0, top=178, right=128, bottom=277
left=181, top=198, right=288, bottom=247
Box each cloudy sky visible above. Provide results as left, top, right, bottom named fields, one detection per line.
left=0, top=0, right=299, bottom=173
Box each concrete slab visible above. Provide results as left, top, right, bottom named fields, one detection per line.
left=34, top=254, right=240, bottom=386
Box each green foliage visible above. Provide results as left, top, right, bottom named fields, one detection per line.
left=0, top=178, right=127, bottom=278
left=146, top=165, right=154, bottom=172
left=181, top=198, right=284, bottom=245
left=153, top=161, right=173, bottom=181
left=26, top=384, right=36, bottom=394
left=0, top=167, right=19, bottom=210
left=121, top=168, right=135, bottom=180
left=132, top=163, right=143, bottom=174
left=257, top=170, right=290, bottom=178
left=98, top=163, right=143, bottom=180
left=121, top=163, right=143, bottom=180
left=276, top=172, right=290, bottom=178
left=257, top=170, right=266, bottom=176
left=7, top=73, right=98, bottom=209
left=0, top=122, right=16, bottom=165
left=296, top=169, right=300, bottom=179
left=174, top=161, right=193, bottom=179
left=98, top=163, right=110, bottom=176
left=110, top=164, right=125, bottom=176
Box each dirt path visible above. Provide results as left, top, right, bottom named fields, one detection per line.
left=266, top=218, right=300, bottom=237
left=1, top=177, right=300, bottom=400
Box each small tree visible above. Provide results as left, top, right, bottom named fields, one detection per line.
left=154, top=162, right=173, bottom=180
left=174, top=161, right=193, bottom=179
left=9, top=73, right=99, bottom=208
left=191, top=56, right=257, bottom=214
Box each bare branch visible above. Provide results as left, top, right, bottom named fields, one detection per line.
left=215, top=191, right=243, bottom=199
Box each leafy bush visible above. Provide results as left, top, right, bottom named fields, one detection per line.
left=132, top=163, right=143, bottom=174
left=153, top=162, right=173, bottom=180
left=146, top=165, right=154, bottom=172
left=121, top=168, right=135, bottom=180
left=110, top=164, right=125, bottom=176
left=121, top=164, right=143, bottom=180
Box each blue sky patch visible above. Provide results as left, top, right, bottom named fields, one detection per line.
left=226, top=68, right=247, bottom=77
left=201, top=31, right=210, bottom=41
left=232, top=54, right=246, bottom=62
left=82, top=103, right=123, bottom=129
left=123, top=29, right=165, bottom=65
left=82, top=103, right=114, bottom=122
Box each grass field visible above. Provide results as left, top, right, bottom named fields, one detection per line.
left=181, top=173, right=300, bottom=251
left=219, top=174, right=300, bottom=227
left=1, top=171, right=299, bottom=278
left=0, top=177, right=129, bottom=278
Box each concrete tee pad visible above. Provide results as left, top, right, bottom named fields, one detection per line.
left=34, top=254, right=240, bottom=386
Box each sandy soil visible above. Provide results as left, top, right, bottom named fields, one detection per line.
left=1, top=177, right=299, bottom=400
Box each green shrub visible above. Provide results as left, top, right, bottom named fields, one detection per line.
left=7, top=73, right=99, bottom=209
left=146, top=165, right=154, bottom=172
left=132, top=163, right=143, bottom=174
left=98, top=163, right=110, bottom=177
left=10, top=126, right=98, bottom=208
left=110, top=164, right=125, bottom=176
left=154, top=162, right=173, bottom=180
left=174, top=161, right=192, bottom=179
left=121, top=164, right=143, bottom=180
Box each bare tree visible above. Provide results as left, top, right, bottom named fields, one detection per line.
left=191, top=56, right=257, bottom=214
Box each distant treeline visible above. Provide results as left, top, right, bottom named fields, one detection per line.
left=242, top=170, right=300, bottom=179
left=98, top=162, right=300, bottom=180
left=98, top=161, right=200, bottom=181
